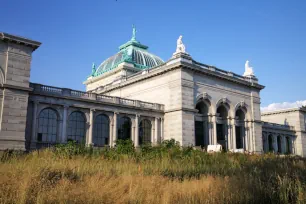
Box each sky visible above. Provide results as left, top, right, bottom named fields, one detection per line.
left=1, top=0, right=305, bottom=110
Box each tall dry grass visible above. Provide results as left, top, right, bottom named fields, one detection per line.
left=0, top=140, right=306, bottom=203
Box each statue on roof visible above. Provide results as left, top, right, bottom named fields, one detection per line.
left=175, top=35, right=186, bottom=54
left=132, top=25, right=137, bottom=41
left=243, top=60, right=255, bottom=77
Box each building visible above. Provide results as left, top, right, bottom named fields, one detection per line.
left=0, top=30, right=304, bottom=156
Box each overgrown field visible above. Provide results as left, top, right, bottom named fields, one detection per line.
left=1, top=140, right=306, bottom=204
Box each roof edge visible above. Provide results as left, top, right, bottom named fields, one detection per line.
left=0, top=32, right=41, bottom=50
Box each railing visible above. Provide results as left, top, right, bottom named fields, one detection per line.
left=30, top=83, right=164, bottom=111
left=139, top=101, right=155, bottom=109
left=119, top=98, right=135, bottom=106
left=41, top=85, right=62, bottom=94
left=96, top=94, right=114, bottom=103
left=193, top=61, right=258, bottom=83
left=263, top=122, right=295, bottom=131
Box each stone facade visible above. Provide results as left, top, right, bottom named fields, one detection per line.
left=0, top=31, right=302, bottom=157
left=262, top=108, right=306, bottom=156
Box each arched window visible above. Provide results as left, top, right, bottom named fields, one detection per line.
left=196, top=101, right=209, bottom=115
left=139, top=119, right=151, bottom=145
left=93, top=114, right=110, bottom=146
left=216, top=105, right=228, bottom=150
left=236, top=109, right=245, bottom=121
left=195, top=100, right=210, bottom=147
left=235, top=108, right=246, bottom=149
left=118, top=117, right=131, bottom=140
left=67, top=111, right=86, bottom=143
left=268, top=134, right=273, bottom=152
left=217, top=105, right=228, bottom=119
left=37, top=108, right=58, bottom=143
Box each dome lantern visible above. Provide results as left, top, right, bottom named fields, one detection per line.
left=91, top=26, right=164, bottom=78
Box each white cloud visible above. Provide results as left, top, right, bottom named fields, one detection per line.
left=261, top=100, right=306, bottom=113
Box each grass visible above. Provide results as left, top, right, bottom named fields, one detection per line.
left=0, top=139, right=306, bottom=203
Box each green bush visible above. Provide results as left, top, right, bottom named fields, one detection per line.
left=115, top=139, right=135, bottom=155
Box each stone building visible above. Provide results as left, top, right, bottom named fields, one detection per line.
left=0, top=30, right=304, bottom=156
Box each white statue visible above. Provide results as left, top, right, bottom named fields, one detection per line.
left=175, top=35, right=186, bottom=54
left=243, top=60, right=255, bottom=77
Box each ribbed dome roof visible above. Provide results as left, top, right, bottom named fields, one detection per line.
left=91, top=32, right=164, bottom=77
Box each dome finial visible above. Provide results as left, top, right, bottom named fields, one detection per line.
left=131, top=24, right=137, bottom=41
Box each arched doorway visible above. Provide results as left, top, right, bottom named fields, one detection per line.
left=235, top=108, right=245, bottom=150
left=216, top=104, right=228, bottom=150
left=195, top=100, right=210, bottom=148
left=118, top=116, right=132, bottom=140
left=37, top=108, right=58, bottom=143
left=268, top=134, right=273, bottom=152
left=139, top=119, right=152, bottom=145
left=93, top=114, right=110, bottom=146
left=277, top=136, right=282, bottom=153
left=67, top=111, right=86, bottom=143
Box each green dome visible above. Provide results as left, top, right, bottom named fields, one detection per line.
left=92, top=35, right=164, bottom=77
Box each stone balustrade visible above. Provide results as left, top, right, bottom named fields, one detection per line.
left=194, top=61, right=257, bottom=83
left=30, top=83, right=164, bottom=111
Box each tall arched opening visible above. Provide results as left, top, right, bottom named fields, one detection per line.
left=268, top=134, right=274, bottom=152
left=139, top=119, right=152, bottom=145
left=118, top=116, right=132, bottom=140
left=235, top=108, right=246, bottom=150
left=37, top=108, right=58, bottom=144
left=216, top=104, right=228, bottom=150
left=195, top=100, right=210, bottom=148
left=67, top=111, right=86, bottom=144
left=93, top=114, right=110, bottom=146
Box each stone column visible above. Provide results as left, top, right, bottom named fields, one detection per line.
left=160, top=118, right=164, bottom=143
left=262, top=132, right=267, bottom=153
left=232, top=119, right=236, bottom=150
left=31, top=101, right=39, bottom=148
left=248, top=121, right=253, bottom=152
left=213, top=115, right=217, bottom=145
left=61, top=105, right=69, bottom=143
left=289, top=136, right=293, bottom=154
left=227, top=117, right=231, bottom=150
left=135, top=114, right=139, bottom=147
left=244, top=121, right=249, bottom=151
left=88, top=109, right=94, bottom=146
left=151, top=120, right=155, bottom=144
left=113, top=112, right=118, bottom=147
left=155, top=117, right=159, bottom=145
left=273, top=134, right=278, bottom=153
left=208, top=115, right=213, bottom=145
left=109, top=117, right=113, bottom=147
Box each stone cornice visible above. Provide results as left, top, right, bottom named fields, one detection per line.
left=0, top=32, right=41, bottom=51
left=98, top=56, right=265, bottom=94
left=1, top=83, right=33, bottom=92
left=30, top=90, right=164, bottom=113
left=164, top=107, right=198, bottom=113
left=261, top=107, right=306, bottom=116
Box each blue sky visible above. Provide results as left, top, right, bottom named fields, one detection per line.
left=1, top=0, right=305, bottom=108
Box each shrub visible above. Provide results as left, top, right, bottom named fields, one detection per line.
left=115, top=139, right=135, bottom=155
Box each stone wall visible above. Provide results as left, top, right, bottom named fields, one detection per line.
left=0, top=34, right=40, bottom=150
left=262, top=109, right=306, bottom=156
